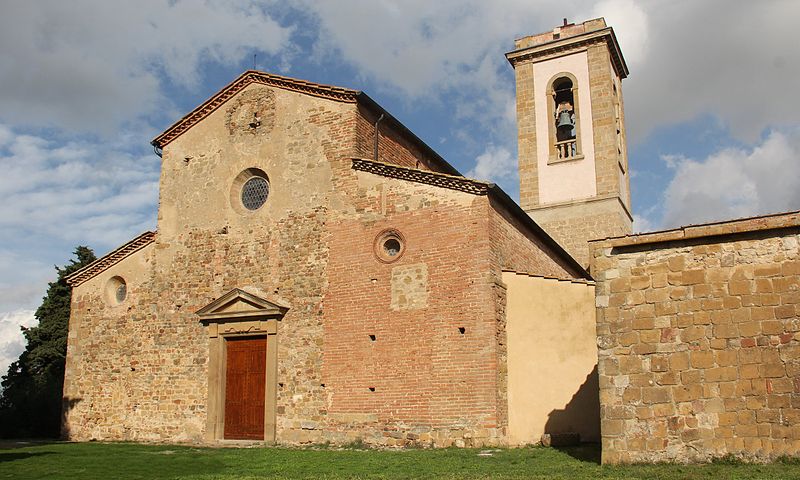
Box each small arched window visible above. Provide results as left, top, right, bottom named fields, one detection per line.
left=548, top=74, right=582, bottom=162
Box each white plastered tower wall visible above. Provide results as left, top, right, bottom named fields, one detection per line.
left=507, top=18, right=633, bottom=270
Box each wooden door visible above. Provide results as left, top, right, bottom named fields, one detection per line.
left=224, top=336, right=267, bottom=440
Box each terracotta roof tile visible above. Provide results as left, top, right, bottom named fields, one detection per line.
left=152, top=70, right=359, bottom=149
left=66, top=231, right=156, bottom=287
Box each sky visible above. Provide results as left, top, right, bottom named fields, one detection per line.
left=1, top=0, right=800, bottom=377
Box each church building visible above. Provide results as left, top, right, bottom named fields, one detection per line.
left=62, top=17, right=800, bottom=464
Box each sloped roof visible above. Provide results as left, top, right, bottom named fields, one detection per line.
left=150, top=70, right=461, bottom=177
left=351, top=158, right=491, bottom=195
left=66, top=231, right=156, bottom=287
left=351, top=158, right=590, bottom=279
left=152, top=70, right=360, bottom=149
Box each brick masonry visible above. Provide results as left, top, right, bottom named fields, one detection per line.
left=591, top=212, right=800, bottom=463
left=63, top=80, right=581, bottom=447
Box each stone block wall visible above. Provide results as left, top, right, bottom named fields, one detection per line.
left=529, top=197, right=631, bottom=269
left=592, top=212, right=800, bottom=463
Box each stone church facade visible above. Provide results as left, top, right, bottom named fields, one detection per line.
left=63, top=18, right=799, bottom=463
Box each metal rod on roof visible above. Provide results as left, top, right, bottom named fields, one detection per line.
left=374, top=113, right=385, bottom=161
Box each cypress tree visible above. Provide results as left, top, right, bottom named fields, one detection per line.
left=0, top=246, right=96, bottom=438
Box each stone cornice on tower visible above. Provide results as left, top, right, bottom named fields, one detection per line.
left=505, top=18, right=629, bottom=79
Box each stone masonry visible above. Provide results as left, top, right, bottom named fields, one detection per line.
left=63, top=71, right=585, bottom=447
left=592, top=212, right=800, bottom=463
left=507, top=18, right=632, bottom=268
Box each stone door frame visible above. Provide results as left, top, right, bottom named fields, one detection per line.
left=196, top=288, right=287, bottom=443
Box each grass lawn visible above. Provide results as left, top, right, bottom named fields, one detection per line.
left=1, top=441, right=800, bottom=479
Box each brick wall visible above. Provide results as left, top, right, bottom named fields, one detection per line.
left=324, top=176, right=500, bottom=446
left=489, top=198, right=579, bottom=279
left=355, top=104, right=451, bottom=174
left=592, top=212, right=800, bottom=463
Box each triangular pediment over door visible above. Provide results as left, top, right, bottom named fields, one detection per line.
left=196, top=288, right=289, bottom=324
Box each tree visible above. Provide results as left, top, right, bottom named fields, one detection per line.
left=0, top=246, right=96, bottom=438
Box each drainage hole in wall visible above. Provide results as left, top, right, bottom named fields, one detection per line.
left=279, top=383, right=284, bottom=388
left=368, top=387, right=375, bottom=392
left=458, top=327, right=466, bottom=334
left=369, top=334, right=376, bottom=341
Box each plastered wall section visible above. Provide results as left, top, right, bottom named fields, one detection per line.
left=592, top=214, right=800, bottom=464
left=504, top=272, right=599, bottom=445
left=533, top=51, right=597, bottom=205
left=487, top=197, right=586, bottom=440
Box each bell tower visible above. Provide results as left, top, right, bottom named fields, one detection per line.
left=506, top=18, right=632, bottom=269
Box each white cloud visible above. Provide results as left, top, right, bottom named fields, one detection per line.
left=660, top=129, right=800, bottom=228
left=299, top=1, right=800, bottom=146
left=299, top=1, right=594, bottom=135
left=588, top=0, right=648, bottom=68
left=0, top=125, right=160, bottom=255
left=0, top=310, right=37, bottom=381
left=632, top=214, right=654, bottom=234
left=0, top=1, right=293, bottom=134
left=613, top=1, right=800, bottom=143
left=467, top=144, right=518, bottom=185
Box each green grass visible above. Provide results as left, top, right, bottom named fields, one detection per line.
left=1, top=441, right=799, bottom=479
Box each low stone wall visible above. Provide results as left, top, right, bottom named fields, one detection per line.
left=592, top=212, right=800, bottom=463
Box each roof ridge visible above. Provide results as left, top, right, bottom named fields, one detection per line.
left=66, top=231, right=156, bottom=287
left=351, top=157, right=491, bottom=195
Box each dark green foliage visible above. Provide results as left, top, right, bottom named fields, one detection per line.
left=0, top=246, right=96, bottom=438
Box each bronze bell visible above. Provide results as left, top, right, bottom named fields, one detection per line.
left=556, top=110, right=574, bottom=130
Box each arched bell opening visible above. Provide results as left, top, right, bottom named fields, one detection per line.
left=547, top=73, right=582, bottom=162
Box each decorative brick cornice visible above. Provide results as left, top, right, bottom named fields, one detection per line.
left=152, top=70, right=359, bottom=149
left=66, top=231, right=156, bottom=287
left=351, top=158, right=490, bottom=196
left=506, top=28, right=629, bottom=79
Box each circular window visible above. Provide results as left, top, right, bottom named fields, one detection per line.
left=230, top=168, right=270, bottom=214
left=374, top=229, right=405, bottom=263
left=105, top=276, right=127, bottom=305
left=383, top=238, right=401, bottom=257
left=115, top=283, right=127, bottom=303
left=241, top=176, right=269, bottom=210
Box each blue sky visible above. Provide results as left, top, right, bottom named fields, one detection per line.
left=1, top=0, right=800, bottom=374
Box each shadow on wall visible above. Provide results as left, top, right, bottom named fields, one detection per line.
left=60, top=397, right=82, bottom=440
left=544, top=365, right=600, bottom=445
